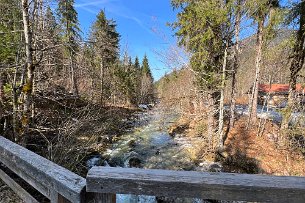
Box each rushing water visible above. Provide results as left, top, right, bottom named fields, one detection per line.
left=87, top=106, right=220, bottom=203
left=103, top=107, right=198, bottom=171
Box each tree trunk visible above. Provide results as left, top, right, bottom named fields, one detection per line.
left=0, top=72, right=3, bottom=129
left=281, top=1, right=305, bottom=130
left=218, top=44, right=228, bottom=148
left=12, top=61, right=20, bottom=141
left=21, top=0, right=35, bottom=143
left=0, top=72, right=4, bottom=102
left=229, top=2, right=241, bottom=129
left=249, top=17, right=264, bottom=125
left=207, top=91, right=216, bottom=149
left=70, top=51, right=78, bottom=96
left=100, top=60, right=104, bottom=106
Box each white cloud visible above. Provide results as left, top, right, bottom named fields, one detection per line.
left=75, top=0, right=107, bottom=8
left=75, top=0, right=152, bottom=34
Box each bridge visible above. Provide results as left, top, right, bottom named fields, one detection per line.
left=0, top=136, right=305, bottom=203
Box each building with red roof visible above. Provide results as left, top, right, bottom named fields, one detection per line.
left=254, top=84, right=305, bottom=107
left=258, top=84, right=305, bottom=95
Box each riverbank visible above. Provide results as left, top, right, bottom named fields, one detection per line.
left=169, top=113, right=305, bottom=176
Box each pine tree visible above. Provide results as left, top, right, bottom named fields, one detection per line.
left=141, top=55, right=152, bottom=77
left=134, top=56, right=141, bottom=104
left=134, top=57, right=141, bottom=70
left=89, top=10, right=119, bottom=105
left=0, top=0, right=22, bottom=66
left=57, top=0, right=81, bottom=96
left=0, top=0, right=24, bottom=140
left=140, top=54, right=154, bottom=104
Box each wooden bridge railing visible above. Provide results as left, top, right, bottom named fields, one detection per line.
left=1, top=136, right=305, bottom=203
left=0, top=136, right=87, bottom=203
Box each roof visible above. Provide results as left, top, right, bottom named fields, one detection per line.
left=258, top=84, right=305, bottom=94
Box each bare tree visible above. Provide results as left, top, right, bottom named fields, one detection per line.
left=21, top=0, right=35, bottom=142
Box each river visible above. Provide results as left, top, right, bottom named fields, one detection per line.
left=87, top=105, right=221, bottom=203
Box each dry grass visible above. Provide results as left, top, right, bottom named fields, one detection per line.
left=225, top=117, right=305, bottom=176
left=170, top=114, right=305, bottom=176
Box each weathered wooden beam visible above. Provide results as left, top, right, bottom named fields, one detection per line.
left=0, top=168, right=39, bottom=203
left=87, top=167, right=305, bottom=203
left=0, top=136, right=86, bottom=203
left=0, top=161, right=52, bottom=199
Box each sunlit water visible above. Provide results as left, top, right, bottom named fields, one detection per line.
left=87, top=106, right=248, bottom=203
left=86, top=107, right=214, bottom=202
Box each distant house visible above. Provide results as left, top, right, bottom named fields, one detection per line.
left=258, top=84, right=305, bottom=95
left=257, top=84, right=305, bottom=107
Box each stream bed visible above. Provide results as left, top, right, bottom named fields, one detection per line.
left=88, top=106, right=221, bottom=203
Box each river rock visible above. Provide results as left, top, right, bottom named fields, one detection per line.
left=86, top=154, right=103, bottom=168
left=168, top=123, right=189, bottom=137
left=198, top=161, right=223, bottom=172
left=124, top=151, right=143, bottom=168
left=128, top=157, right=142, bottom=168
left=127, top=139, right=137, bottom=148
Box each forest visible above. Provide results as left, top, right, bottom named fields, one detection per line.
left=0, top=0, right=305, bottom=202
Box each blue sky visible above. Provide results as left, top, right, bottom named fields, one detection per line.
left=74, top=0, right=179, bottom=81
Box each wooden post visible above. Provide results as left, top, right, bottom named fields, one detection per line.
left=58, top=194, right=71, bottom=203
left=85, top=193, right=116, bottom=203
left=50, top=192, right=72, bottom=203
left=92, top=193, right=116, bottom=203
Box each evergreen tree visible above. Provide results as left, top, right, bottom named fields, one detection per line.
left=0, top=0, right=23, bottom=138
left=133, top=56, right=141, bottom=104
left=56, top=0, right=81, bottom=96
left=89, top=10, right=120, bottom=105
left=140, top=55, right=154, bottom=104
left=134, top=56, right=141, bottom=70
left=141, top=54, right=152, bottom=78
left=0, top=0, right=22, bottom=66
left=90, top=10, right=119, bottom=64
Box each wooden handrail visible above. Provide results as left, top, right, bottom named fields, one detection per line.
left=87, top=166, right=305, bottom=203
left=0, top=136, right=86, bottom=203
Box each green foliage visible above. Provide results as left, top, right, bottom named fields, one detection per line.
left=285, top=0, right=305, bottom=27
left=140, top=55, right=154, bottom=104
left=45, top=7, right=59, bottom=38
left=265, top=2, right=285, bottom=42
left=171, top=0, right=230, bottom=90
left=56, top=0, right=81, bottom=55
left=89, top=10, right=120, bottom=64
left=3, top=83, right=12, bottom=95
left=195, top=121, right=208, bottom=136
left=0, top=0, right=23, bottom=64
left=141, top=54, right=153, bottom=79
left=22, top=82, right=32, bottom=94
left=245, top=0, right=271, bottom=21
left=134, top=56, right=140, bottom=70
left=114, top=60, right=137, bottom=104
